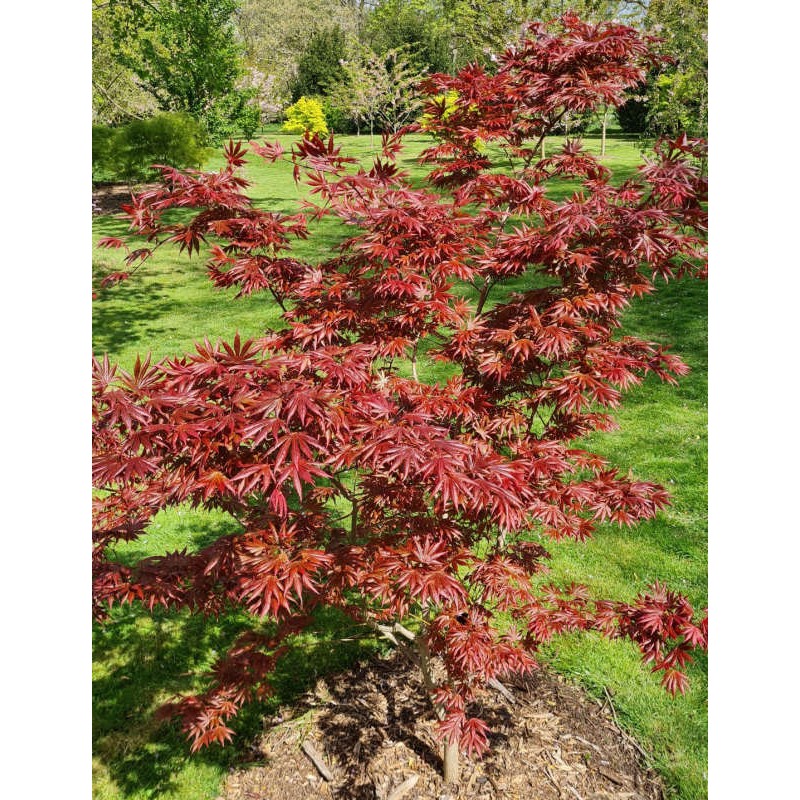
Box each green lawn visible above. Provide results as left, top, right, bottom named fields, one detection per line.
left=92, top=131, right=707, bottom=800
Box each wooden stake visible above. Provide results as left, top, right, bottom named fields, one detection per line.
left=488, top=677, right=516, bottom=704
left=301, top=740, right=335, bottom=781
left=387, top=774, right=419, bottom=800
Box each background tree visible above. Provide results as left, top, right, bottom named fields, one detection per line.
left=440, top=0, right=539, bottom=67
left=95, top=1, right=707, bottom=141
left=642, top=0, right=707, bottom=136
left=202, top=88, right=262, bottom=141
left=327, top=45, right=427, bottom=141
left=365, top=0, right=543, bottom=72
left=235, top=0, right=362, bottom=105
left=291, top=25, right=350, bottom=101
left=364, top=0, right=453, bottom=73
left=107, top=0, right=244, bottom=117
left=92, top=1, right=158, bottom=123
left=372, top=49, right=428, bottom=132
left=237, top=66, right=284, bottom=124
left=616, top=91, right=650, bottom=133
left=523, top=1, right=647, bottom=24
left=324, top=44, right=384, bottom=137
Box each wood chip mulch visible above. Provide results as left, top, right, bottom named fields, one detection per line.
left=217, top=651, right=665, bottom=800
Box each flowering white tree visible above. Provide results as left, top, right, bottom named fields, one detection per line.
left=237, top=67, right=284, bottom=123
left=327, top=45, right=426, bottom=144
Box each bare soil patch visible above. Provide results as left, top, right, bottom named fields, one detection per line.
left=92, top=182, right=160, bottom=216
left=218, top=651, right=665, bottom=800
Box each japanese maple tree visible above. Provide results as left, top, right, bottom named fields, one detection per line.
left=93, top=14, right=707, bottom=783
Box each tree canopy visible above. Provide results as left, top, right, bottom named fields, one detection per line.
left=235, top=0, right=362, bottom=104
left=643, top=0, right=707, bottom=136
left=291, top=25, right=349, bottom=101
left=92, top=3, right=158, bottom=124
left=106, top=0, right=244, bottom=115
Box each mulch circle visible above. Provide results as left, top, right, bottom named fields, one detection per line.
left=217, top=650, right=665, bottom=800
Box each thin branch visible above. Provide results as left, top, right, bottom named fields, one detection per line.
left=267, top=285, right=288, bottom=313
left=476, top=278, right=495, bottom=315
left=350, top=496, right=359, bottom=542
left=329, top=475, right=357, bottom=503
left=525, top=109, right=569, bottom=170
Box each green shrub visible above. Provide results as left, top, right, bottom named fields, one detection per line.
left=237, top=104, right=261, bottom=140
left=92, top=124, right=116, bottom=180
left=322, top=97, right=358, bottom=135
left=418, top=92, right=485, bottom=151
left=92, top=113, right=209, bottom=184
left=418, top=90, right=460, bottom=131
left=616, top=97, right=650, bottom=134
left=282, top=96, right=328, bottom=137
left=201, top=90, right=262, bottom=143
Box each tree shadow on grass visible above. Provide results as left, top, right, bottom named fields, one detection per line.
left=246, top=195, right=302, bottom=209
left=93, top=608, right=255, bottom=799
left=93, top=601, right=381, bottom=799
left=624, top=276, right=708, bottom=369
left=95, top=508, right=382, bottom=797
left=609, top=276, right=708, bottom=415
left=92, top=216, right=178, bottom=358
left=92, top=277, right=177, bottom=362
left=107, top=511, right=242, bottom=567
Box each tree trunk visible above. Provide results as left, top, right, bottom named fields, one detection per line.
left=416, top=635, right=461, bottom=785
left=600, top=105, right=608, bottom=157
left=443, top=740, right=460, bottom=784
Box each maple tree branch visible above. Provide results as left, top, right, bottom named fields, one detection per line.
left=329, top=475, right=356, bottom=503
left=267, top=285, right=288, bottom=313
left=499, top=144, right=518, bottom=176
left=370, top=620, right=446, bottom=725
left=523, top=109, right=570, bottom=171
left=350, top=497, right=359, bottom=542
left=476, top=278, right=495, bottom=315
left=414, top=635, right=444, bottom=719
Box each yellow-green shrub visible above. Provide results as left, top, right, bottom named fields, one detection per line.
left=282, top=96, right=329, bottom=137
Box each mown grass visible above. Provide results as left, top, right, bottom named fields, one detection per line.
left=92, top=130, right=645, bottom=365
left=538, top=273, right=708, bottom=798
left=92, top=131, right=707, bottom=800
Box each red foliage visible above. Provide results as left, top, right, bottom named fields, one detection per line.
left=93, top=16, right=707, bottom=761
